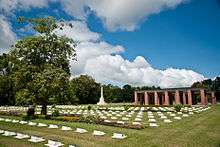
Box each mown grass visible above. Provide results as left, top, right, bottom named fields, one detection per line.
left=0, top=105, right=220, bottom=147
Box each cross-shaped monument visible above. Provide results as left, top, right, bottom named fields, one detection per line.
left=97, top=85, right=107, bottom=105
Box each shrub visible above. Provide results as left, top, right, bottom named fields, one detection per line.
left=124, top=105, right=131, bottom=111
left=87, top=105, right=92, bottom=111
left=79, top=115, right=101, bottom=124
left=27, top=106, right=35, bottom=117
left=51, top=116, right=80, bottom=122
left=45, top=115, right=51, bottom=119
left=100, top=121, right=145, bottom=130
left=0, top=111, right=21, bottom=116
left=37, top=115, right=46, bottom=119
left=22, top=115, right=38, bottom=120
left=52, top=109, right=60, bottom=117
left=62, top=116, right=80, bottom=122
left=174, top=104, right=183, bottom=112
left=52, top=104, right=56, bottom=109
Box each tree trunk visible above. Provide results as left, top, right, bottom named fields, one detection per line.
left=41, top=103, right=47, bottom=115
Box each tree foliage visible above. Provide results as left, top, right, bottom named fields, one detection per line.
left=191, top=77, right=220, bottom=101
left=12, top=17, right=76, bottom=75
left=0, top=54, right=15, bottom=105
left=70, top=75, right=100, bottom=104
left=1, top=16, right=77, bottom=114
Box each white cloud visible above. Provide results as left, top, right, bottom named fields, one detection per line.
left=84, top=55, right=204, bottom=88
left=0, top=15, right=17, bottom=54
left=70, top=41, right=124, bottom=75
left=55, top=20, right=205, bottom=88
left=60, top=0, right=88, bottom=20
left=61, top=0, right=188, bottom=31
left=0, top=0, right=48, bottom=16
left=0, top=0, right=49, bottom=53
left=54, top=21, right=124, bottom=75
left=54, top=21, right=100, bottom=42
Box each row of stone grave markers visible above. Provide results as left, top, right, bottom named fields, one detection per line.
left=0, top=106, right=211, bottom=146
left=0, top=128, right=128, bottom=147
left=0, top=129, right=76, bottom=147
left=0, top=106, right=211, bottom=128
left=0, top=117, right=127, bottom=140
left=0, top=105, right=210, bottom=112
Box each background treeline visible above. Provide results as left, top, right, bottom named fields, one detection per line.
left=191, top=77, right=220, bottom=100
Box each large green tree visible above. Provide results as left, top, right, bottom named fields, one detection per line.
left=9, top=17, right=77, bottom=114
left=30, top=66, right=70, bottom=114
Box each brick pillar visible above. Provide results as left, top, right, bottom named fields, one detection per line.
left=183, top=92, right=186, bottom=105
left=187, top=90, right=192, bottom=105
left=161, top=95, right=165, bottom=105
left=164, top=91, right=169, bottom=105
left=211, top=91, right=216, bottom=105
left=205, top=95, right=208, bottom=104
left=175, top=90, right=180, bottom=104
left=154, top=91, right=159, bottom=105
left=200, top=89, right=206, bottom=105
left=158, top=93, right=160, bottom=105
left=134, top=92, right=138, bottom=105
left=144, top=92, right=149, bottom=105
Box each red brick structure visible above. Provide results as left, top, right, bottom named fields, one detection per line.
left=134, top=87, right=216, bottom=106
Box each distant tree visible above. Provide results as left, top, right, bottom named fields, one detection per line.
left=140, top=86, right=160, bottom=90
left=191, top=79, right=213, bottom=90
left=191, top=77, right=220, bottom=102
left=211, top=77, right=220, bottom=101
left=102, top=84, right=161, bottom=103
left=0, top=54, right=15, bottom=105
left=121, top=84, right=134, bottom=102
left=212, top=77, right=220, bottom=91
left=103, top=84, right=122, bottom=103
left=70, top=75, right=100, bottom=104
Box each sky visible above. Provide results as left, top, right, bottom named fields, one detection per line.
left=0, top=0, right=220, bottom=88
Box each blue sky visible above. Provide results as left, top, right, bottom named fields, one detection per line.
left=0, top=0, right=219, bottom=87
left=87, top=0, right=220, bottom=78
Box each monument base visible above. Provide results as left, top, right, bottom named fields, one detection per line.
left=97, top=97, right=107, bottom=105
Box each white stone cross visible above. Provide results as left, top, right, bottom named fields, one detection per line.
left=97, top=85, right=107, bottom=105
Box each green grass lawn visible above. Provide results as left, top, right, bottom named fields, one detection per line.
left=0, top=105, right=220, bottom=147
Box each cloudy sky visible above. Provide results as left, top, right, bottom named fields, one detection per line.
left=0, top=0, right=220, bottom=88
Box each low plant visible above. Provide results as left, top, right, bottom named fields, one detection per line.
left=52, top=104, right=56, bottom=109
left=87, top=105, right=92, bottom=111
left=23, top=105, right=36, bottom=120
left=27, top=106, right=35, bottom=117
left=174, top=104, right=183, bottom=112
left=51, top=116, right=80, bottom=122
left=0, top=111, right=22, bottom=116
left=100, top=121, right=145, bottom=130
left=52, top=109, right=60, bottom=117
left=45, top=115, right=51, bottom=119
left=22, top=115, right=38, bottom=120
left=79, top=115, right=101, bottom=124
left=124, top=105, right=131, bottom=111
